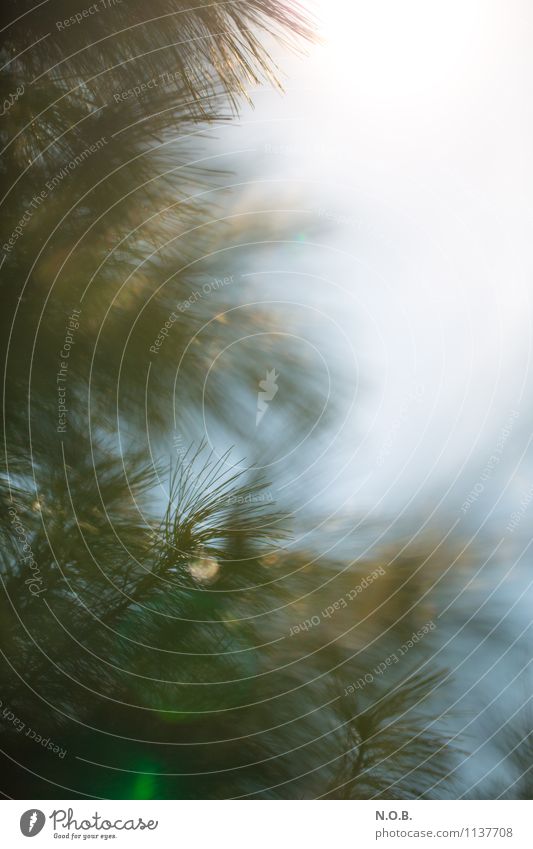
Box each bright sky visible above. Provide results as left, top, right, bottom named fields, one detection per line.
left=218, top=0, right=533, bottom=523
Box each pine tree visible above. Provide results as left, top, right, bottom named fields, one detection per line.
left=0, top=0, right=453, bottom=799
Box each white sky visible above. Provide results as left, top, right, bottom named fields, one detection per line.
left=214, top=0, right=533, bottom=525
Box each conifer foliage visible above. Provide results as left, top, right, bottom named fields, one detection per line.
left=0, top=1, right=453, bottom=799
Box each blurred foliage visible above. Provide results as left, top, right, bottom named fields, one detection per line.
left=0, top=0, right=491, bottom=801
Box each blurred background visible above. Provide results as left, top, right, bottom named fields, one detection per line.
left=0, top=0, right=532, bottom=800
